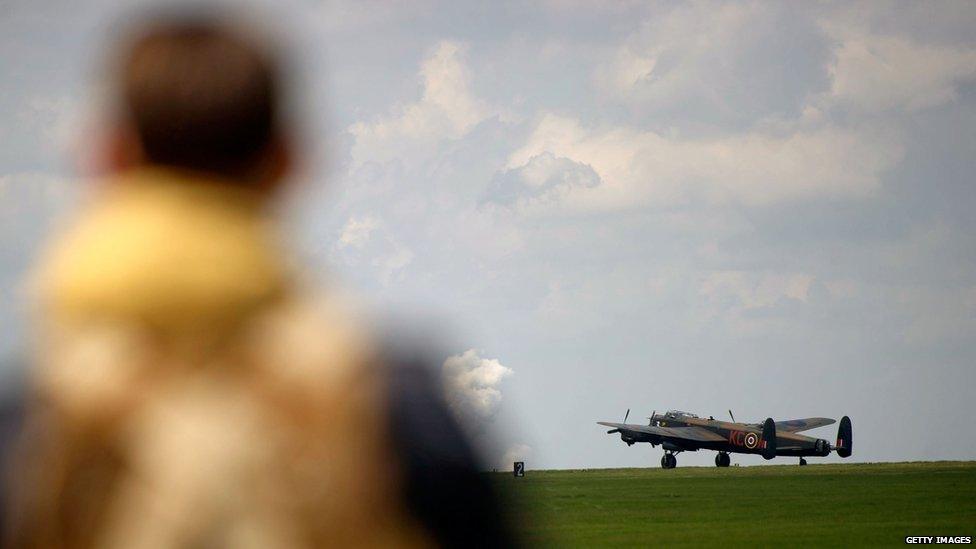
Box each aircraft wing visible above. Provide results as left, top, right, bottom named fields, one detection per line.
left=775, top=417, right=836, bottom=433
left=597, top=422, right=726, bottom=443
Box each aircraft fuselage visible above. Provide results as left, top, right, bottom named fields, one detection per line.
left=599, top=410, right=851, bottom=467
left=633, top=415, right=830, bottom=457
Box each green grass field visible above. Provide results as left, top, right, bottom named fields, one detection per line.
left=493, top=462, right=976, bottom=547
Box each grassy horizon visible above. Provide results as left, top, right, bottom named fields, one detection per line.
left=493, top=461, right=976, bottom=547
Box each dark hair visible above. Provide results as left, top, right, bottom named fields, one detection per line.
left=119, top=18, right=281, bottom=176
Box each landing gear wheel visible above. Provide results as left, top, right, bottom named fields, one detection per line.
left=715, top=452, right=731, bottom=467
left=799, top=458, right=807, bottom=466
left=660, top=453, right=677, bottom=469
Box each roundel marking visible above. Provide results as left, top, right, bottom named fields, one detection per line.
left=744, top=432, right=759, bottom=449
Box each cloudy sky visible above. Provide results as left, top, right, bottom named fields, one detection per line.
left=2, top=1, right=975, bottom=468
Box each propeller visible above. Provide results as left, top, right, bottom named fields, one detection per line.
left=728, top=409, right=736, bottom=423
left=606, top=408, right=630, bottom=434
left=648, top=410, right=656, bottom=425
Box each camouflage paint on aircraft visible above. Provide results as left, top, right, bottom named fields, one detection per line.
left=598, top=410, right=853, bottom=468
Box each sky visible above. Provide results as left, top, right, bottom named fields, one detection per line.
left=2, top=0, right=975, bottom=469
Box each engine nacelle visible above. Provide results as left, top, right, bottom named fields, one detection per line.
left=814, top=438, right=831, bottom=457
left=662, top=441, right=690, bottom=452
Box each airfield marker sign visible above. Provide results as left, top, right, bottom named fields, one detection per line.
left=514, top=461, right=525, bottom=477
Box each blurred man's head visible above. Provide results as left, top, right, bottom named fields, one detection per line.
left=108, top=15, right=290, bottom=186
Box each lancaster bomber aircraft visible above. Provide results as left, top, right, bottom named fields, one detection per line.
left=598, top=409, right=852, bottom=468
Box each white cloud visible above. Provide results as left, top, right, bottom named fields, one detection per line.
left=699, top=271, right=815, bottom=310
left=483, top=151, right=600, bottom=210
left=336, top=216, right=378, bottom=249
left=692, top=270, right=821, bottom=337
left=596, top=2, right=829, bottom=126
left=348, top=41, right=492, bottom=166
left=375, top=246, right=414, bottom=283
left=822, top=27, right=976, bottom=113
left=598, top=2, right=752, bottom=98
left=331, top=215, right=413, bottom=285
left=602, top=46, right=657, bottom=93
left=506, top=113, right=903, bottom=210
left=442, top=349, right=512, bottom=428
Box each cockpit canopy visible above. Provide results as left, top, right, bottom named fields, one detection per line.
left=665, top=410, right=699, bottom=419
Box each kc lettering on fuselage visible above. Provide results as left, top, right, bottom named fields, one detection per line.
left=728, top=430, right=761, bottom=450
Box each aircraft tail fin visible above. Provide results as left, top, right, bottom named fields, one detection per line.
left=835, top=416, right=853, bottom=458
left=761, top=417, right=776, bottom=460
